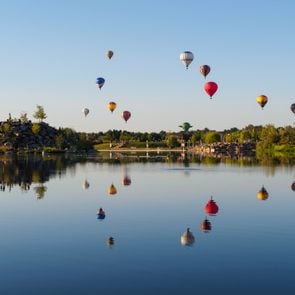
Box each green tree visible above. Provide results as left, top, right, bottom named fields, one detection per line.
left=166, top=134, right=180, bottom=148
left=203, top=131, right=221, bottom=144
left=20, top=112, right=29, bottom=123
left=33, top=105, right=47, bottom=122
left=32, top=123, right=41, bottom=135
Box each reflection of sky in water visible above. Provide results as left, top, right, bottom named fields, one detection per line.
left=0, top=162, right=295, bottom=294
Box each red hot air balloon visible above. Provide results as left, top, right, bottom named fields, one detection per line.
left=122, top=111, right=131, bottom=123
left=205, top=197, right=219, bottom=216
left=200, top=65, right=211, bottom=79
left=204, top=81, right=218, bottom=99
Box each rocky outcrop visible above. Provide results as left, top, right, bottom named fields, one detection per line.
left=191, top=142, right=256, bottom=156
left=0, top=120, right=57, bottom=150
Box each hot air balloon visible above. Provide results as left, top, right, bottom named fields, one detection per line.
left=257, top=186, right=269, bottom=200
left=257, top=95, right=268, bottom=109
left=180, top=51, right=194, bottom=69
left=204, top=81, right=218, bottom=99
left=106, top=50, right=114, bottom=59
left=205, top=197, right=219, bottom=216
left=122, top=111, right=131, bottom=123
left=108, top=184, right=117, bottom=195
left=82, top=108, right=89, bottom=117
left=108, top=101, right=117, bottom=113
left=200, top=65, right=211, bottom=79
left=97, top=208, right=106, bottom=220
left=291, top=103, right=295, bottom=114
left=180, top=228, right=195, bottom=246
left=200, top=217, right=212, bottom=233
left=96, top=77, right=105, bottom=90
left=291, top=181, right=295, bottom=191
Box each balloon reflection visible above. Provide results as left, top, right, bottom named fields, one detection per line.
left=108, top=184, right=117, bottom=195
left=83, top=179, right=90, bottom=190
left=291, top=181, right=295, bottom=191
left=257, top=186, right=269, bottom=200
left=205, top=197, right=219, bottom=216
left=122, top=175, right=131, bottom=186
left=107, top=236, right=115, bottom=248
left=180, top=228, right=195, bottom=246
left=200, top=217, right=212, bottom=233
left=97, top=208, right=106, bottom=220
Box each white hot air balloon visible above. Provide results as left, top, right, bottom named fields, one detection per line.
left=82, top=108, right=90, bottom=117
left=180, top=51, right=194, bottom=69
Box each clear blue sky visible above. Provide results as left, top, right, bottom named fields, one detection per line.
left=1, top=0, right=295, bottom=132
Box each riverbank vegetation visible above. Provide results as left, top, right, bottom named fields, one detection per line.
left=0, top=110, right=294, bottom=158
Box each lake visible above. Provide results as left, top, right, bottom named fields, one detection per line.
left=0, top=153, right=294, bottom=295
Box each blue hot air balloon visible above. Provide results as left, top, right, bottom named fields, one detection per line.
left=96, top=77, right=105, bottom=90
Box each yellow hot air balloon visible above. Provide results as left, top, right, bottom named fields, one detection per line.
left=108, top=184, right=117, bottom=195
left=257, top=186, right=269, bottom=200
left=106, top=50, right=113, bottom=59
left=108, top=101, right=117, bottom=113
left=257, top=95, right=268, bottom=109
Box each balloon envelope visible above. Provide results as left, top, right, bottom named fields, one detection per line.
left=82, top=108, right=89, bottom=117
left=204, top=81, right=218, bottom=98
left=200, top=65, right=211, bottom=78
left=257, top=95, right=268, bottom=109
left=96, top=77, right=105, bottom=89
left=122, top=111, right=131, bottom=123
left=106, top=50, right=113, bottom=59
left=291, top=103, right=295, bottom=114
left=180, top=51, right=194, bottom=69
left=108, top=102, right=117, bottom=113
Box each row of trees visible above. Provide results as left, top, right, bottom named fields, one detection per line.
left=1, top=106, right=294, bottom=152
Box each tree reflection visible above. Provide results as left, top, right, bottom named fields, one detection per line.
left=34, top=185, right=47, bottom=200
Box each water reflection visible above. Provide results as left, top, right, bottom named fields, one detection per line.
left=34, top=184, right=47, bottom=200
left=107, top=236, right=115, bottom=248
left=108, top=184, right=117, bottom=195
left=291, top=181, right=295, bottom=191
left=97, top=208, right=106, bottom=220
left=200, top=217, right=212, bottom=233
left=180, top=228, right=195, bottom=246
left=205, top=197, right=219, bottom=216
left=83, top=179, right=90, bottom=190
left=257, top=186, right=269, bottom=201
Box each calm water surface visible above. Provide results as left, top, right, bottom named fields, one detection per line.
left=0, top=154, right=294, bottom=294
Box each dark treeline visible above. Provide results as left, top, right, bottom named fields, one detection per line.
left=0, top=114, right=294, bottom=155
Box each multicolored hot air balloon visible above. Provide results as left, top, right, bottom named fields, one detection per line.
left=291, top=103, right=295, bottom=114
left=204, top=81, right=218, bottom=99
left=108, top=101, right=117, bottom=113
left=96, top=77, right=105, bottom=90
left=180, top=51, right=194, bottom=69
left=122, top=111, right=131, bottom=123
left=106, top=50, right=113, bottom=59
left=257, top=95, right=268, bottom=109
left=200, top=65, right=211, bottom=79
left=257, top=186, right=269, bottom=200
left=205, top=197, right=219, bottom=216
left=82, top=108, right=89, bottom=117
